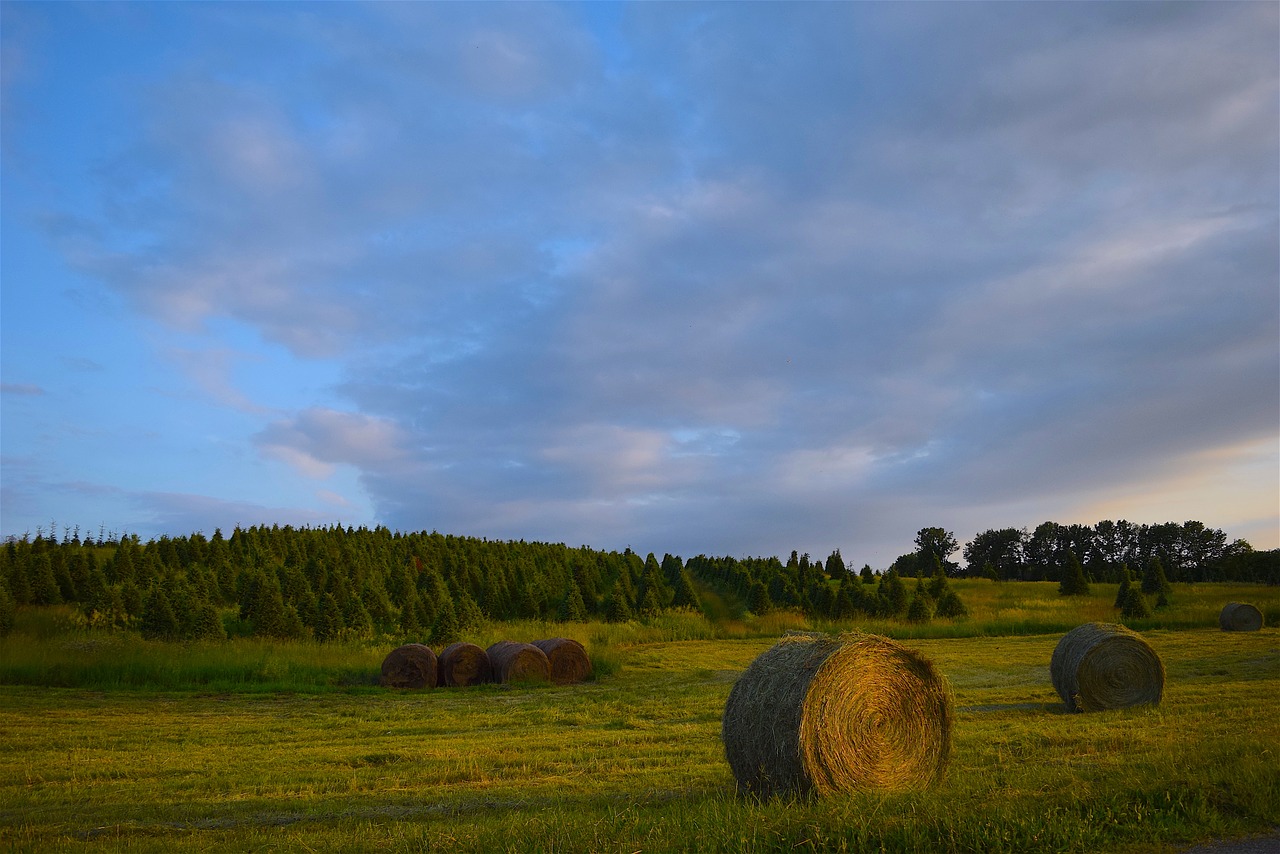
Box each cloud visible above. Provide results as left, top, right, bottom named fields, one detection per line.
left=253, top=407, right=411, bottom=479
left=7, top=3, right=1276, bottom=562
left=1, top=383, right=44, bottom=396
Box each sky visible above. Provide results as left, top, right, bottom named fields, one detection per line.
left=1, top=1, right=1277, bottom=568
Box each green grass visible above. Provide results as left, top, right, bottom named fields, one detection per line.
left=1, top=585, right=1278, bottom=852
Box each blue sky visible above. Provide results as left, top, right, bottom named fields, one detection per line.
left=2, top=1, right=1277, bottom=567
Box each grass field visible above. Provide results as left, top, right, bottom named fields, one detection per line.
left=1, top=582, right=1277, bottom=852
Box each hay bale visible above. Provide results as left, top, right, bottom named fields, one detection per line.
left=721, top=632, right=953, bottom=799
left=437, top=642, right=493, bottom=687
left=1050, top=622, right=1164, bottom=712
left=485, top=641, right=551, bottom=684
left=379, top=643, right=438, bottom=689
left=532, top=637, right=593, bottom=685
left=1219, top=602, right=1264, bottom=632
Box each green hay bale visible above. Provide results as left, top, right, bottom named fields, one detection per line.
left=485, top=641, right=551, bottom=684
left=531, top=638, right=593, bottom=685
left=379, top=643, right=438, bottom=689
left=721, top=632, right=953, bottom=799
left=1050, top=622, right=1164, bottom=712
left=1219, top=602, right=1264, bottom=632
left=437, top=641, right=493, bottom=687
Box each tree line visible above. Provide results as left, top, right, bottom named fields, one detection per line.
left=0, top=517, right=1272, bottom=642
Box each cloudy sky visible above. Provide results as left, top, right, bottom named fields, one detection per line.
left=2, top=2, right=1277, bottom=567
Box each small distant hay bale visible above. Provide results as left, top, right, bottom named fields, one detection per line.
left=380, top=643, right=438, bottom=689
left=437, top=642, right=493, bottom=687
left=532, top=638, right=593, bottom=685
left=1050, top=622, right=1164, bottom=712
left=485, top=641, right=551, bottom=684
left=721, top=632, right=953, bottom=799
left=1219, top=602, right=1264, bottom=632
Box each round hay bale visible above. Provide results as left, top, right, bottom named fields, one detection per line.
left=437, top=641, right=493, bottom=687
left=485, top=641, right=551, bottom=684
left=721, top=632, right=953, bottom=799
left=532, top=637, right=593, bottom=685
left=1219, top=602, right=1264, bottom=632
left=379, top=643, right=438, bottom=689
left=1050, top=622, right=1164, bottom=712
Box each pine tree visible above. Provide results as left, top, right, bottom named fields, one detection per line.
left=191, top=600, right=227, bottom=640
left=604, top=585, right=633, bottom=623
left=1114, top=566, right=1133, bottom=609
left=747, top=580, right=773, bottom=615
left=935, top=588, right=970, bottom=619
left=315, top=593, right=344, bottom=642
left=430, top=599, right=460, bottom=645
left=927, top=556, right=949, bottom=600
left=981, top=561, right=1000, bottom=581
left=1120, top=584, right=1152, bottom=620
left=559, top=581, right=588, bottom=622
left=0, top=584, right=14, bottom=637
left=878, top=569, right=908, bottom=617
left=860, top=565, right=875, bottom=584
left=139, top=585, right=179, bottom=640
left=906, top=588, right=934, bottom=623
left=1058, top=550, right=1091, bottom=596
left=1141, top=556, right=1172, bottom=596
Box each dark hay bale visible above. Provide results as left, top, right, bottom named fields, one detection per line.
left=1050, top=622, right=1164, bottom=712
left=379, top=643, right=438, bottom=689
left=721, top=632, right=953, bottom=799
left=437, top=642, right=493, bottom=687
left=486, top=641, right=551, bottom=684
left=531, top=637, right=593, bottom=685
left=1219, top=602, right=1264, bottom=632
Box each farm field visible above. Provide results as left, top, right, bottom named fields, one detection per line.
left=1, top=583, right=1278, bottom=853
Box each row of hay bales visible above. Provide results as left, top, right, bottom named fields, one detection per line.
left=722, top=600, right=1265, bottom=799
left=380, top=638, right=592, bottom=689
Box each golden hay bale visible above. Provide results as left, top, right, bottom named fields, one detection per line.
left=485, top=641, right=551, bottom=684
left=1219, top=602, right=1264, bottom=632
left=379, top=643, right=438, bottom=689
left=1050, top=622, right=1164, bottom=712
left=721, top=632, right=953, bottom=799
left=437, top=642, right=493, bottom=687
left=531, top=638, right=593, bottom=685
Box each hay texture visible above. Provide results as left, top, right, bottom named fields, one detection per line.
left=486, top=641, right=551, bottom=684
left=1050, top=622, right=1164, bottom=712
left=437, top=642, right=493, bottom=687
left=721, top=632, right=953, bottom=799
left=1219, top=602, right=1264, bottom=632
left=532, top=638, right=593, bottom=685
left=379, top=643, right=438, bottom=689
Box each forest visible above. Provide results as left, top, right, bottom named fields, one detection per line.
left=1, top=518, right=1275, bottom=643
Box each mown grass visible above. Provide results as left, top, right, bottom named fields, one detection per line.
left=0, top=583, right=1277, bottom=852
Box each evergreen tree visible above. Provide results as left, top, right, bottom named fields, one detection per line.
left=454, top=591, right=484, bottom=631
left=832, top=577, right=858, bottom=620
left=860, top=565, right=875, bottom=584
left=747, top=580, right=773, bottom=615
left=0, top=584, right=14, bottom=637
left=139, top=585, right=179, bottom=640
left=250, top=576, right=288, bottom=638
left=431, top=599, right=460, bottom=645
left=604, top=584, right=633, bottom=623
left=1114, top=566, right=1133, bottom=609
left=1058, top=550, right=1091, bottom=596
left=877, top=569, right=908, bottom=617
left=29, top=555, right=62, bottom=606
left=906, top=587, right=934, bottom=623
left=191, top=600, right=227, bottom=640
left=315, top=593, right=344, bottom=642
left=559, top=581, right=588, bottom=622
left=981, top=561, right=1000, bottom=581
left=927, top=556, right=949, bottom=600
left=1141, top=556, right=1173, bottom=596
left=1120, top=584, right=1152, bottom=620
left=672, top=569, right=701, bottom=611
left=935, top=588, right=970, bottom=619
left=1155, top=589, right=1171, bottom=610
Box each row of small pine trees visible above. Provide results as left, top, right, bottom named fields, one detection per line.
left=1056, top=546, right=1174, bottom=618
